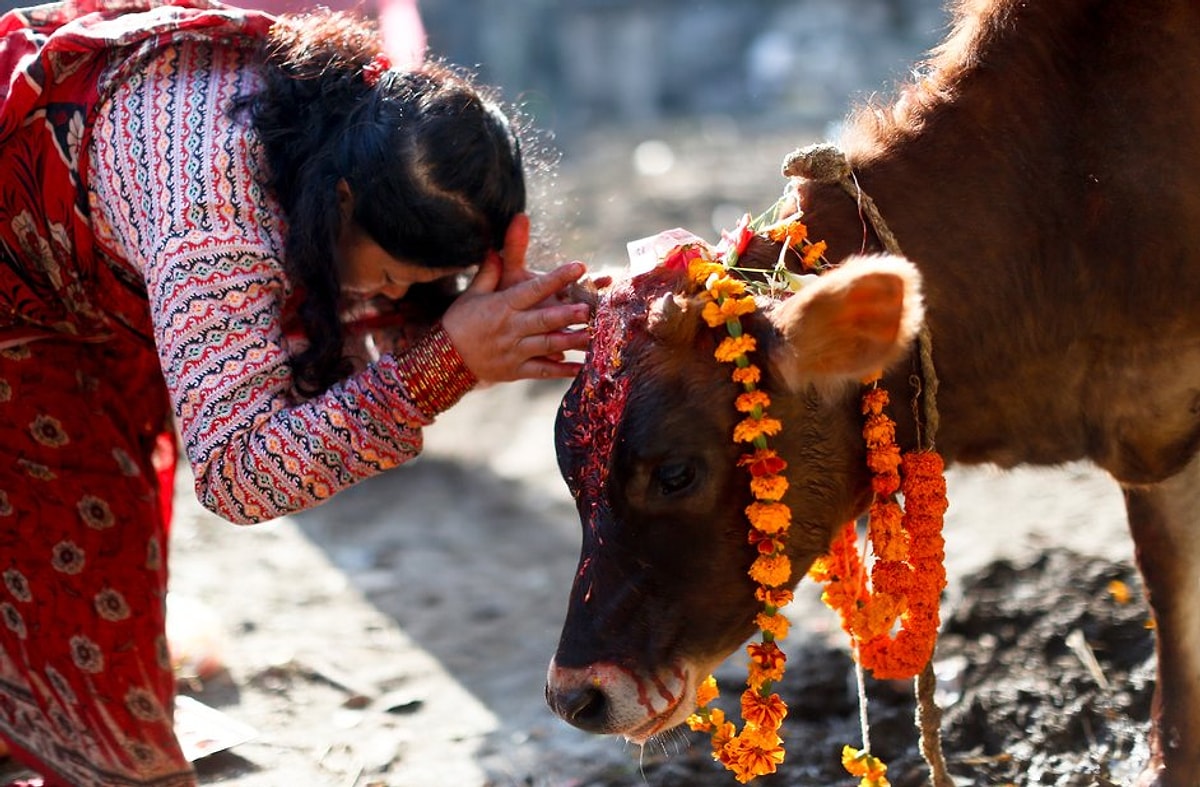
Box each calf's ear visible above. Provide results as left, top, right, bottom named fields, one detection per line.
left=767, top=254, right=924, bottom=390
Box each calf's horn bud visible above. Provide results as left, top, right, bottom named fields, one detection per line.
left=647, top=292, right=695, bottom=343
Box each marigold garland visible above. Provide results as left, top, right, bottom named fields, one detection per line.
left=808, top=383, right=949, bottom=784
left=682, top=214, right=797, bottom=783
left=807, top=387, right=948, bottom=681
left=651, top=204, right=947, bottom=785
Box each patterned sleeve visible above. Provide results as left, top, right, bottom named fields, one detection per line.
left=86, top=40, right=476, bottom=524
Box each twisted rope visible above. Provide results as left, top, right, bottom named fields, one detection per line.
left=783, top=143, right=952, bottom=787
left=782, top=143, right=940, bottom=449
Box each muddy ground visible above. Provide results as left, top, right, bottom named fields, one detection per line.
left=2, top=124, right=1158, bottom=786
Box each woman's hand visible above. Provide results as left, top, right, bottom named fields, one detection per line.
left=441, top=215, right=591, bottom=382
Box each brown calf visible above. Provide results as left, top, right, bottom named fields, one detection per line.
left=546, top=0, right=1200, bottom=784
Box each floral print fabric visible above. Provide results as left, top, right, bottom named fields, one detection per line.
left=0, top=338, right=188, bottom=786
left=0, top=1, right=470, bottom=781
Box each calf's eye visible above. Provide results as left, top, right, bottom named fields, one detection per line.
left=653, top=461, right=696, bottom=496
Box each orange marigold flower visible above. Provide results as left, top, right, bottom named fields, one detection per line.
left=739, top=448, right=787, bottom=476
left=906, top=530, right=945, bottom=560
left=900, top=449, right=945, bottom=480
left=736, top=390, right=771, bottom=413
left=755, top=610, right=791, bottom=640
left=749, top=554, right=791, bottom=587
left=733, top=415, right=782, bottom=444
left=861, top=387, right=889, bottom=415
left=849, top=592, right=905, bottom=642
left=696, top=674, right=720, bottom=708
left=747, top=640, right=786, bottom=672
left=802, top=240, right=828, bottom=270
left=866, top=443, right=902, bottom=475
left=750, top=473, right=789, bottom=501
left=731, top=365, right=762, bottom=385
left=807, top=556, right=833, bottom=584
left=687, top=713, right=713, bottom=733
left=711, top=718, right=738, bottom=763
left=737, top=721, right=782, bottom=750
left=868, top=500, right=906, bottom=561
left=755, top=586, right=794, bottom=609
left=741, top=688, right=788, bottom=731
left=746, top=501, right=791, bottom=534
left=688, top=258, right=725, bottom=286
left=715, top=335, right=757, bottom=363
left=764, top=217, right=808, bottom=248
left=725, top=728, right=785, bottom=783
left=860, top=629, right=936, bottom=680
left=871, top=560, right=914, bottom=598
left=748, top=661, right=783, bottom=691
left=872, top=470, right=901, bottom=497
left=702, top=296, right=757, bottom=328
left=862, top=413, right=896, bottom=448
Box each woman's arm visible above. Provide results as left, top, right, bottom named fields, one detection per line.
left=88, top=40, right=470, bottom=524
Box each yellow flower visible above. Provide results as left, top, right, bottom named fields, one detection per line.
left=749, top=554, right=791, bottom=587
left=715, top=335, right=757, bottom=363
left=688, top=259, right=725, bottom=287
left=708, top=274, right=747, bottom=301
left=702, top=295, right=757, bottom=328
left=750, top=474, right=789, bottom=501
left=746, top=501, right=791, bottom=534
left=696, top=674, right=720, bottom=707
left=735, top=390, right=771, bottom=413
left=733, top=415, right=782, bottom=444
left=842, top=746, right=890, bottom=787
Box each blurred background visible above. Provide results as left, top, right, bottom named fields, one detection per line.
left=0, top=0, right=950, bottom=264
left=417, top=0, right=947, bottom=268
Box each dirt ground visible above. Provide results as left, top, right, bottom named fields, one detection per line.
left=160, top=378, right=1152, bottom=787
left=2, top=124, right=1158, bottom=787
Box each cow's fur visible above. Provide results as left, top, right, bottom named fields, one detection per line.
left=548, top=1, right=1200, bottom=783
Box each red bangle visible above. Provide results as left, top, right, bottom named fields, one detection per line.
left=393, top=323, right=477, bottom=416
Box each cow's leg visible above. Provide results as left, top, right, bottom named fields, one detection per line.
left=1122, top=455, right=1200, bottom=787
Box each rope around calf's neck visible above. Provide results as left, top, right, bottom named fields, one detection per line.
left=783, top=143, right=952, bottom=787
left=782, top=143, right=940, bottom=448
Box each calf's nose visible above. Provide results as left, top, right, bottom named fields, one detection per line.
left=545, top=658, right=613, bottom=734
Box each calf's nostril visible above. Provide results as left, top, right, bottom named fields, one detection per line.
left=550, top=684, right=609, bottom=732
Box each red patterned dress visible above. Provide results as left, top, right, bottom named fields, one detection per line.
left=0, top=2, right=474, bottom=784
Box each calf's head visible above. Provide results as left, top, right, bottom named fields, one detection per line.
left=547, top=245, right=923, bottom=741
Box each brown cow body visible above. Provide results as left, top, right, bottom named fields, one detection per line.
left=547, top=1, right=1200, bottom=783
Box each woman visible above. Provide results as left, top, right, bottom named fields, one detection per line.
left=0, top=1, right=590, bottom=784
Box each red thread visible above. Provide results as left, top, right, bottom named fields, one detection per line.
left=362, top=52, right=391, bottom=86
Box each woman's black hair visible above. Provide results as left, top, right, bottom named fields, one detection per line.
left=231, top=10, right=526, bottom=397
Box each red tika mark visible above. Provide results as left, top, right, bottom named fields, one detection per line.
left=559, top=265, right=688, bottom=587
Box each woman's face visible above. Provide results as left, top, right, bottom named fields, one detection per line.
left=337, top=221, right=472, bottom=301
